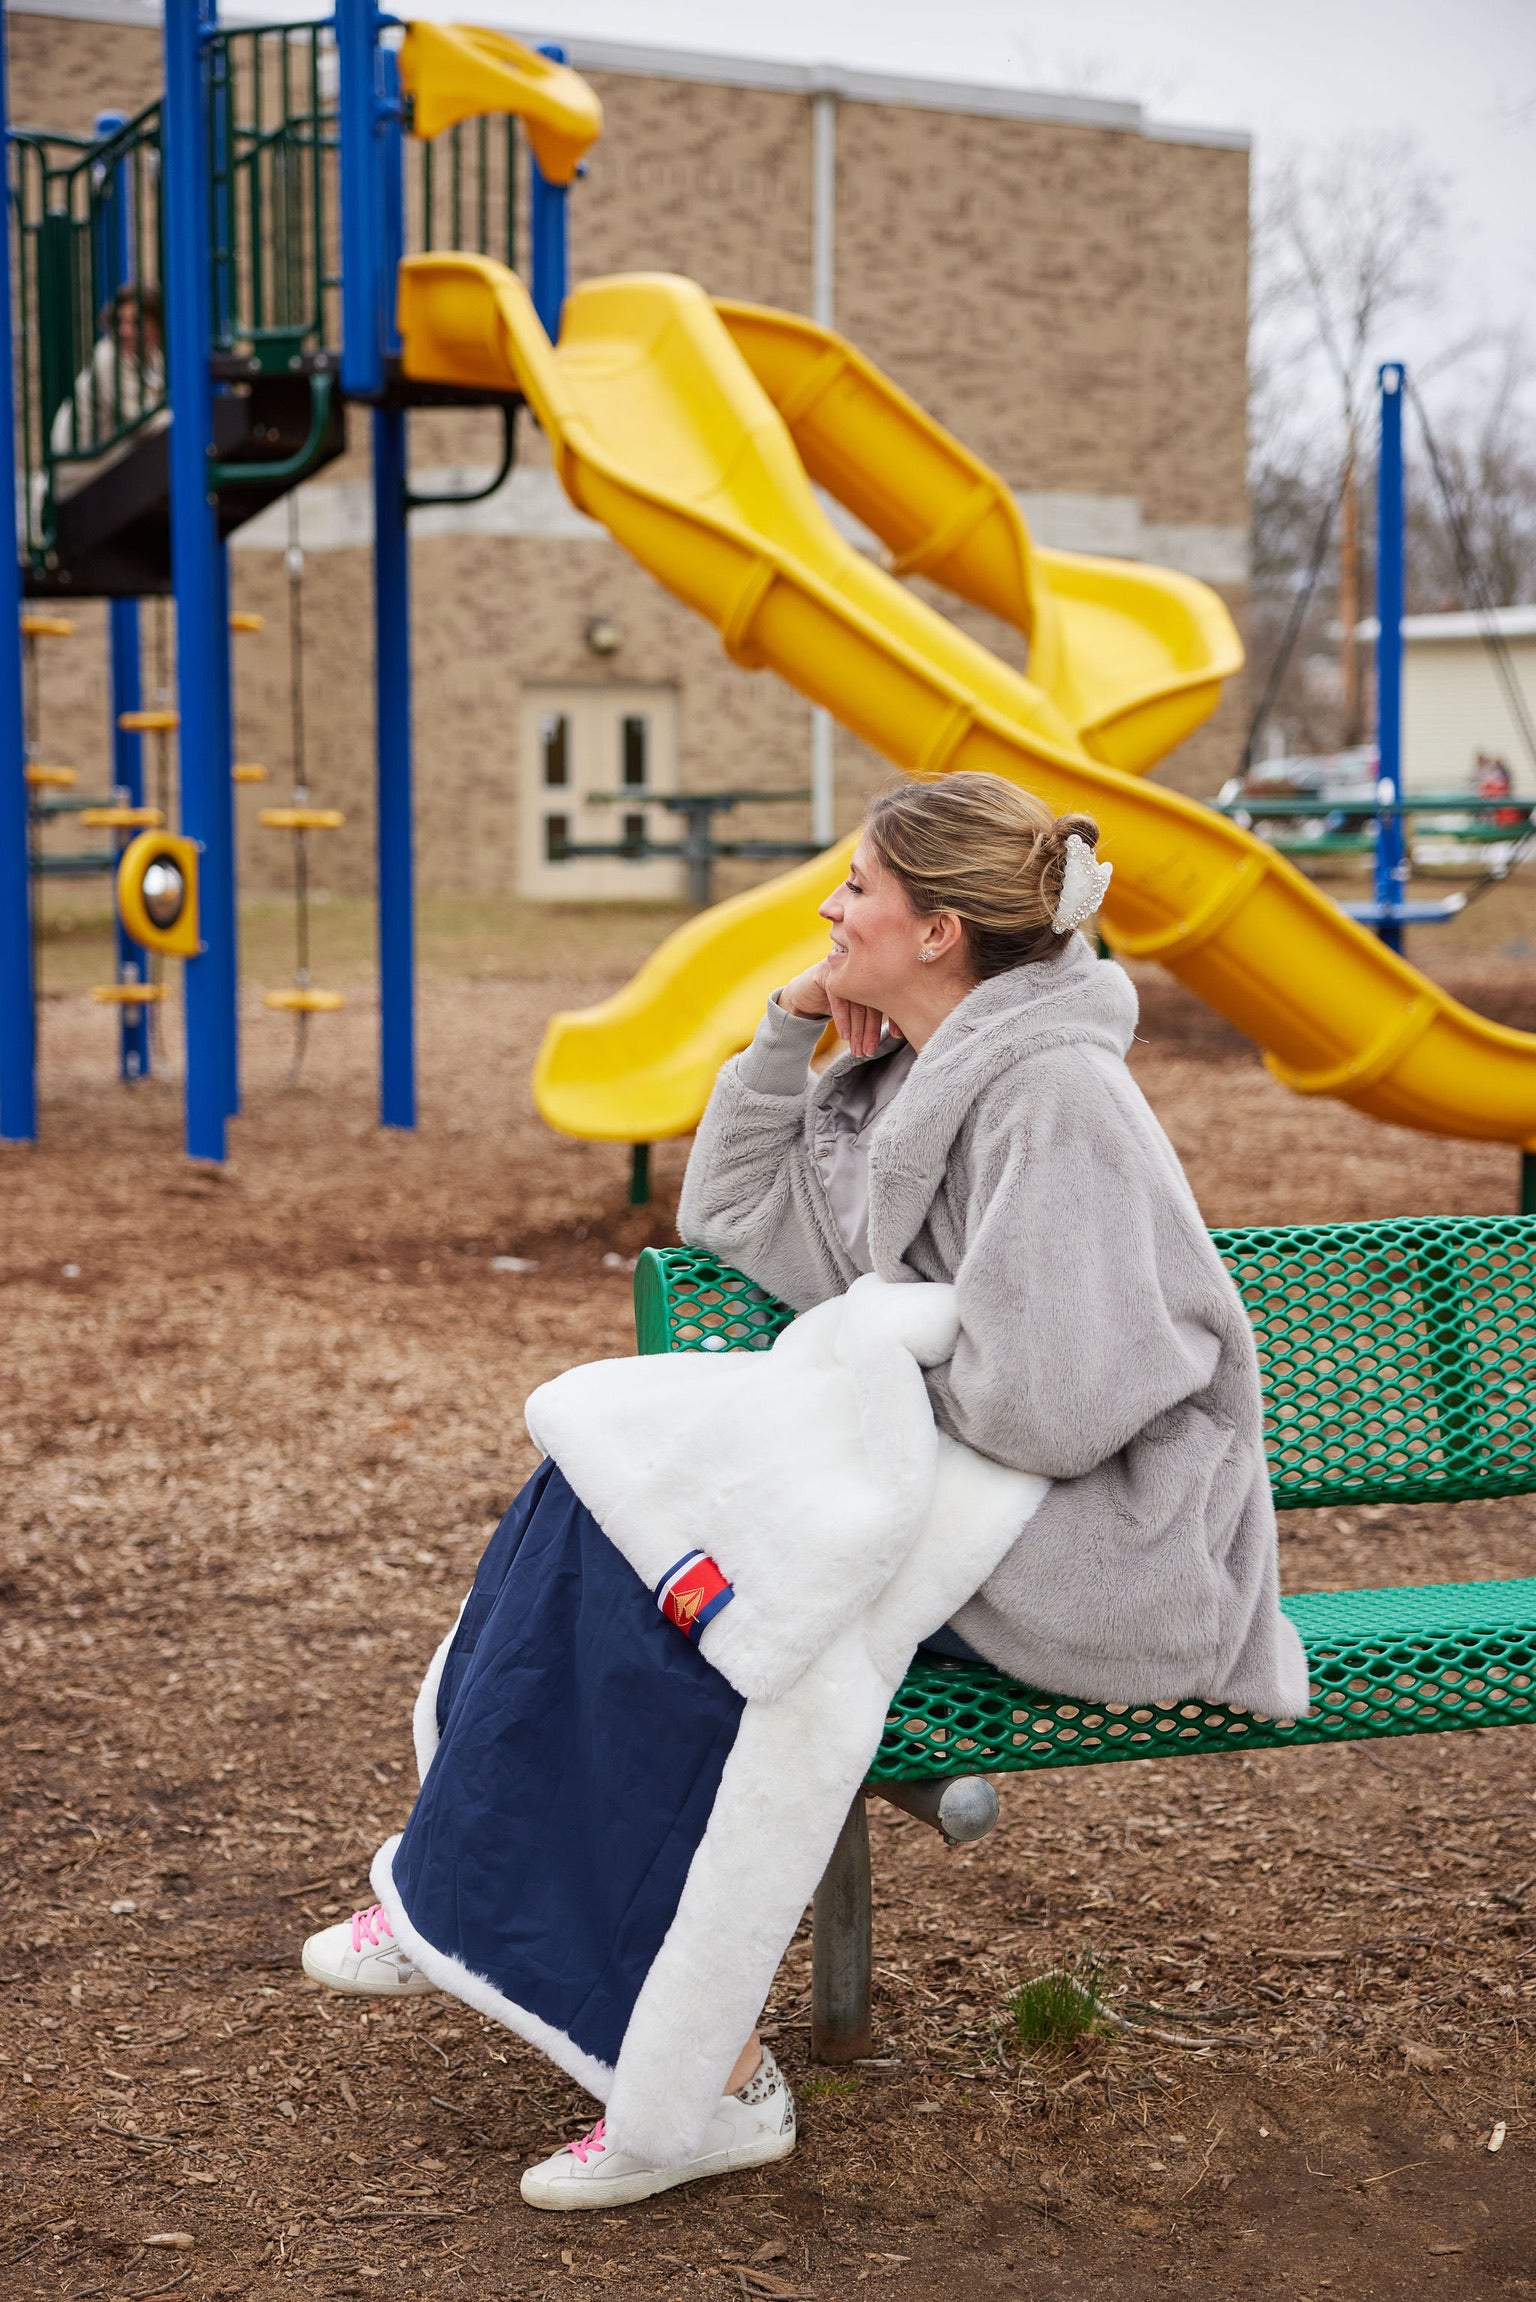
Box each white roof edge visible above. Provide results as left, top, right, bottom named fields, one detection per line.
left=534, top=35, right=1142, bottom=129
left=1356, top=606, right=1536, bottom=642
left=4, top=0, right=1249, bottom=145
left=1140, top=117, right=1251, bottom=153
left=7, top=0, right=161, bottom=25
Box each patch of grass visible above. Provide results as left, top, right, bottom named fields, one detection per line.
left=799, top=2071, right=861, bottom=2104
left=1006, top=1951, right=1115, bottom=2055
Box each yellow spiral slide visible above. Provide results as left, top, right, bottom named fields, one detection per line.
left=397, top=252, right=1536, bottom=1153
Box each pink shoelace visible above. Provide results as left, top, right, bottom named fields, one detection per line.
left=568, top=2118, right=607, bottom=2164
left=350, top=1903, right=395, bottom=1953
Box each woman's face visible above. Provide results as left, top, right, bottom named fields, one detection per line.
left=818, top=837, right=929, bottom=1011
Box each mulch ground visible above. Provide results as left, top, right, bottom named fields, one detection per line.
left=2, top=911, right=1532, bottom=2302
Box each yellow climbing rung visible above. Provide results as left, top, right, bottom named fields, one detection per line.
left=118, top=708, right=180, bottom=733
left=79, top=805, right=165, bottom=830
left=232, top=762, right=269, bottom=784
left=90, top=982, right=166, bottom=1006
left=259, top=806, right=345, bottom=831
left=229, top=611, right=265, bottom=633
left=25, top=764, right=78, bottom=787
left=21, top=614, right=74, bottom=638
left=262, top=987, right=345, bottom=1013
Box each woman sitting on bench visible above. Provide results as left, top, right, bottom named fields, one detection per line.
left=301, top=770, right=1304, bottom=2211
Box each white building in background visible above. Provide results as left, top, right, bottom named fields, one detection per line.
left=1379, top=607, right=1536, bottom=796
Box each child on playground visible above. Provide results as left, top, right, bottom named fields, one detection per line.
left=302, top=770, right=1302, bottom=2209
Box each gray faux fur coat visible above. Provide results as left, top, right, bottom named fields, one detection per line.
left=677, top=934, right=1309, bottom=1717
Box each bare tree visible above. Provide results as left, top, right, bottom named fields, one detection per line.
left=1251, top=134, right=1449, bottom=743
left=1408, top=330, right=1536, bottom=611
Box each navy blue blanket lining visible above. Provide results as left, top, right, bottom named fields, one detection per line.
left=392, top=1460, right=745, bottom=2068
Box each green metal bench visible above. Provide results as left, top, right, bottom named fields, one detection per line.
left=635, top=1216, right=1536, bottom=2058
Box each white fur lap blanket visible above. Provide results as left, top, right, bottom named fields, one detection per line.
left=376, top=1277, right=1046, bottom=2168
left=526, top=1275, right=1045, bottom=1704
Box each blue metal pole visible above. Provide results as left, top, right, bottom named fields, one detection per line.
left=93, top=108, right=129, bottom=294
left=336, top=0, right=385, bottom=398
left=1373, top=362, right=1408, bottom=956
left=379, top=39, right=404, bottom=364
left=211, top=538, right=238, bottom=1115
left=96, top=108, right=151, bottom=1083
left=529, top=43, right=570, bottom=341
left=163, top=0, right=234, bottom=1160
left=108, top=601, right=151, bottom=1081
left=373, top=48, right=413, bottom=1129
left=0, top=1, right=37, bottom=1142
left=374, top=408, right=415, bottom=1129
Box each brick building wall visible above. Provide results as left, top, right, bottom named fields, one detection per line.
left=11, top=4, right=1251, bottom=904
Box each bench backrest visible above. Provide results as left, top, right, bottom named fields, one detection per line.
left=634, top=1213, right=1536, bottom=1513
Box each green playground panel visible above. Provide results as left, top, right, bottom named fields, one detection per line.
left=633, top=1219, right=1536, bottom=1779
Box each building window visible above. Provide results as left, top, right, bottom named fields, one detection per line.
left=621, top=715, right=647, bottom=789
left=544, top=813, right=569, bottom=863
left=542, top=713, right=569, bottom=788
left=621, top=811, right=646, bottom=857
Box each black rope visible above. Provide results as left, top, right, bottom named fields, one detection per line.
left=1406, top=377, right=1536, bottom=906
left=147, top=597, right=170, bottom=1060
left=286, top=492, right=311, bottom=1084
left=1240, top=445, right=1354, bottom=775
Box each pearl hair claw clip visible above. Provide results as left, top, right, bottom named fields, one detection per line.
left=1051, top=833, right=1113, bottom=934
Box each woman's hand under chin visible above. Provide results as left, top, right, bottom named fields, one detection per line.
left=777, top=960, right=901, bottom=1061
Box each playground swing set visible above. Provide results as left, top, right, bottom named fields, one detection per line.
left=0, top=7, right=1533, bottom=2075
left=1, top=8, right=1535, bottom=1208
left=1218, top=372, right=1536, bottom=942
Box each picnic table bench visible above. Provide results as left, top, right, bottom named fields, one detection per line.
left=635, top=1214, right=1536, bottom=2060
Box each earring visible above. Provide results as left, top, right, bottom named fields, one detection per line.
left=918, top=948, right=935, bottom=964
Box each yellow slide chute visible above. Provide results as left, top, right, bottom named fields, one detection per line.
left=397, top=252, right=1536, bottom=1153
left=398, top=22, right=602, bottom=182
left=712, top=300, right=1241, bottom=777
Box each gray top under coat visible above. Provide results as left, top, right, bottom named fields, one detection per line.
left=740, top=996, right=917, bottom=1270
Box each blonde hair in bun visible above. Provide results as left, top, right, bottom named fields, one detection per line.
left=863, top=773, right=1102, bottom=978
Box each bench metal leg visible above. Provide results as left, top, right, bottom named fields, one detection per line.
left=812, top=1792, right=872, bottom=2063
left=875, top=1774, right=999, bottom=1845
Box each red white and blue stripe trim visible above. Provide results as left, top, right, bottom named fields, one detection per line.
left=653, top=1549, right=734, bottom=1644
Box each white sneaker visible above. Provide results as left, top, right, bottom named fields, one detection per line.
left=301, top=1903, right=437, bottom=1997
left=519, top=2046, right=797, bottom=2210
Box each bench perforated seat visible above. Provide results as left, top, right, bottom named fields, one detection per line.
left=634, top=1216, right=1536, bottom=2055
left=636, top=1218, right=1536, bottom=1760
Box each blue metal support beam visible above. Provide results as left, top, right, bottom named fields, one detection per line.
left=336, top=0, right=385, bottom=397
left=374, top=407, right=414, bottom=1130
left=96, top=108, right=151, bottom=1084
left=211, top=537, right=238, bottom=1116
left=373, top=44, right=414, bottom=1129
left=1372, top=362, right=1408, bottom=955
left=163, top=0, right=236, bottom=1159
left=108, top=601, right=151, bottom=1081
left=529, top=43, right=570, bottom=341
left=0, top=2, right=38, bottom=1143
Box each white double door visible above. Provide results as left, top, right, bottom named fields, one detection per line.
left=519, top=684, right=682, bottom=901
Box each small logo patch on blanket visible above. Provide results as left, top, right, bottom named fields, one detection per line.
left=654, top=1550, right=734, bottom=1643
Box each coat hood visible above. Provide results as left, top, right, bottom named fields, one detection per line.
left=911, top=933, right=1137, bottom=1079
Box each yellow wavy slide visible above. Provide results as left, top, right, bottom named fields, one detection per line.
left=397, top=253, right=1536, bottom=1152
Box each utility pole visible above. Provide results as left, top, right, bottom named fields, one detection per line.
left=1338, top=437, right=1361, bottom=745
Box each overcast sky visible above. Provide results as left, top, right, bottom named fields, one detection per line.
left=235, top=0, right=1536, bottom=417
left=352, top=0, right=1535, bottom=381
